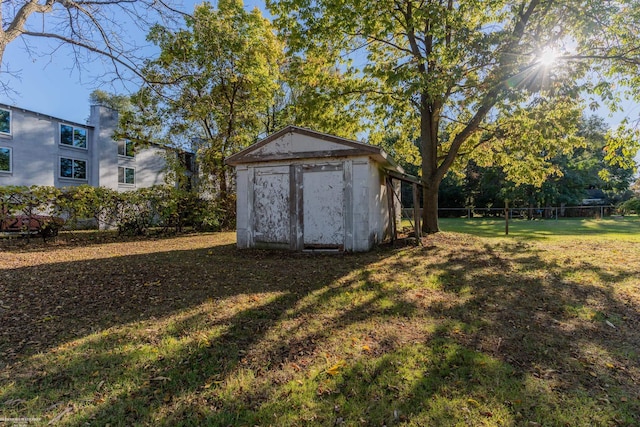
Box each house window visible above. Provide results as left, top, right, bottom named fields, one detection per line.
left=0, top=147, right=11, bottom=172
left=60, top=124, right=87, bottom=148
left=118, top=166, right=135, bottom=184
left=0, top=109, right=10, bottom=135
left=118, top=140, right=135, bottom=157
left=60, top=157, right=87, bottom=180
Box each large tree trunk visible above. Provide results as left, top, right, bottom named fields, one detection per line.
left=420, top=95, right=441, bottom=234
left=422, top=182, right=439, bottom=234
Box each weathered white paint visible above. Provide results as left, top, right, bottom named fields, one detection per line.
left=253, top=167, right=290, bottom=244
left=227, top=126, right=408, bottom=252
left=253, top=132, right=349, bottom=156
left=303, top=167, right=344, bottom=247
left=235, top=166, right=251, bottom=248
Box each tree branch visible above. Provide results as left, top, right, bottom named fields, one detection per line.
left=3, top=0, right=56, bottom=42
left=21, top=30, right=144, bottom=78
left=436, top=0, right=543, bottom=182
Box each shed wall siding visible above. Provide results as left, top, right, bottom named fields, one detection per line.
left=253, top=133, right=352, bottom=156
left=351, top=160, right=373, bottom=251
left=364, top=163, right=381, bottom=245
left=233, top=141, right=401, bottom=252
left=235, top=167, right=250, bottom=248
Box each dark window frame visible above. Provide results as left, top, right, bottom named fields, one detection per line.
left=118, top=140, right=135, bottom=158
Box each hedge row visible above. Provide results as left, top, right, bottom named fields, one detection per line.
left=0, top=185, right=234, bottom=236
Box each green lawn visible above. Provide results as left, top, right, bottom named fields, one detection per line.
left=435, top=216, right=640, bottom=241
left=1, top=229, right=639, bottom=426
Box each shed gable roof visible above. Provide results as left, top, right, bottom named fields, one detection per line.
left=225, top=126, right=403, bottom=173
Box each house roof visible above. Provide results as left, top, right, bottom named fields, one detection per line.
left=226, top=125, right=408, bottom=175
left=0, top=102, right=92, bottom=129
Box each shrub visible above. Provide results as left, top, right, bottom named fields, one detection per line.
left=619, top=197, right=640, bottom=215
left=0, top=184, right=233, bottom=238
left=0, top=186, right=65, bottom=240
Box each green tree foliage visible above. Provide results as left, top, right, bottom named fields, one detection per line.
left=620, top=197, right=640, bottom=215
left=439, top=116, right=637, bottom=211
left=268, top=0, right=640, bottom=233
left=0, top=186, right=63, bottom=238
left=274, top=54, right=373, bottom=138
left=89, top=90, right=133, bottom=113
left=631, top=177, right=640, bottom=198
left=0, top=185, right=60, bottom=218
left=56, top=185, right=122, bottom=230
left=123, top=0, right=281, bottom=201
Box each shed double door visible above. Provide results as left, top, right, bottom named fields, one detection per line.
left=252, top=164, right=345, bottom=250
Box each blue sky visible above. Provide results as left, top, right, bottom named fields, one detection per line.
left=0, top=0, right=265, bottom=124
left=1, top=0, right=639, bottom=166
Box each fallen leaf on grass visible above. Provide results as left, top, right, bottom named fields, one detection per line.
left=467, top=398, right=480, bottom=407
left=151, top=376, right=171, bottom=382
left=326, top=361, right=346, bottom=376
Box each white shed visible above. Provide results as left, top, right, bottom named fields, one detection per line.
left=226, top=126, right=416, bottom=252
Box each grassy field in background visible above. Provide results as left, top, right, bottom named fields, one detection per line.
left=433, top=216, right=640, bottom=241
left=1, top=227, right=639, bottom=426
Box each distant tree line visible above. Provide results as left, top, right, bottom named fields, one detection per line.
left=397, top=116, right=638, bottom=213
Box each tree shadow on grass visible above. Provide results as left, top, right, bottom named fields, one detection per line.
left=217, top=235, right=639, bottom=426
left=1, top=233, right=639, bottom=425
left=0, top=240, right=382, bottom=360
left=0, top=230, right=201, bottom=253
left=346, top=236, right=640, bottom=425
left=0, top=237, right=399, bottom=424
